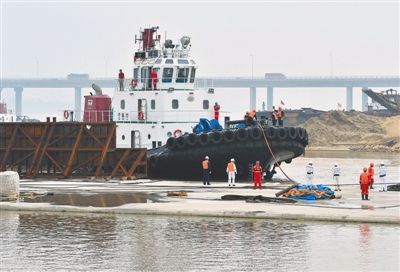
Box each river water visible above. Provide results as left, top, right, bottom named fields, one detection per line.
left=1, top=151, right=399, bottom=271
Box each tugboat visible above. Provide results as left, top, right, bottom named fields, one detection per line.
left=108, top=26, right=308, bottom=180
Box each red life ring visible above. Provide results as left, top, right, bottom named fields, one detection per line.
left=131, top=79, right=138, bottom=89
left=138, top=111, right=144, bottom=120
left=63, top=110, right=70, bottom=119
left=173, top=129, right=182, bottom=138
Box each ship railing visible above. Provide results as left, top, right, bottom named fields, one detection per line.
left=117, top=78, right=196, bottom=92
left=59, top=110, right=113, bottom=122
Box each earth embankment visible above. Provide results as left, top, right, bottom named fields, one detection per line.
left=299, top=111, right=400, bottom=152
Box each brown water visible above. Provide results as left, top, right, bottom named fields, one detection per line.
left=0, top=212, right=399, bottom=271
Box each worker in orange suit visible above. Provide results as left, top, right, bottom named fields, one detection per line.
left=359, top=167, right=370, bottom=200
left=253, top=161, right=263, bottom=190
left=277, top=107, right=284, bottom=127
left=367, top=162, right=375, bottom=189
left=202, top=156, right=211, bottom=185
left=226, top=158, right=237, bottom=187
left=213, top=102, right=220, bottom=121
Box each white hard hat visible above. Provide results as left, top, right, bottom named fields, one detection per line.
left=308, top=161, right=313, bottom=165
left=380, top=161, right=384, bottom=165
left=334, top=162, right=338, bottom=166
left=205, top=156, right=209, bottom=160
left=231, top=158, right=235, bottom=162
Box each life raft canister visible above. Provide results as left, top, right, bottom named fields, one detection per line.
left=173, top=129, right=182, bottom=138
left=63, top=110, right=70, bottom=119
left=138, top=111, right=144, bottom=120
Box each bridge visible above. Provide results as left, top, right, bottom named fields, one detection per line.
left=1, top=75, right=399, bottom=119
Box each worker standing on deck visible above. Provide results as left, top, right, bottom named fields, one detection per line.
left=202, top=156, right=211, bottom=185
left=360, top=167, right=370, bottom=200
left=213, top=102, right=220, bottom=121
left=270, top=106, right=277, bottom=126
left=253, top=161, right=263, bottom=190
left=150, top=69, right=158, bottom=90
left=368, top=162, right=375, bottom=189
left=333, top=163, right=341, bottom=191
left=248, top=110, right=257, bottom=126
left=306, top=161, right=314, bottom=186
left=277, top=107, right=284, bottom=127
left=226, top=158, right=237, bottom=187
left=378, top=162, right=387, bottom=192
left=118, top=69, right=125, bottom=91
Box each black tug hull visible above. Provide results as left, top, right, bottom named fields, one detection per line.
left=148, top=126, right=308, bottom=180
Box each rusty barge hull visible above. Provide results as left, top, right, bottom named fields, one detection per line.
left=0, top=122, right=147, bottom=179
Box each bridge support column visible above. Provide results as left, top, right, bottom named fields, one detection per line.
left=361, top=88, right=368, bottom=112
left=346, top=87, right=353, bottom=111
left=14, top=87, right=23, bottom=117
left=0, top=88, right=2, bottom=100
left=267, top=86, right=273, bottom=111
left=249, top=87, right=256, bottom=110
left=74, top=87, right=82, bottom=120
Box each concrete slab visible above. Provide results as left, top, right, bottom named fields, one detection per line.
left=1, top=179, right=399, bottom=225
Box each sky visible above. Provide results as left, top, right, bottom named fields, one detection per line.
left=0, top=1, right=399, bottom=119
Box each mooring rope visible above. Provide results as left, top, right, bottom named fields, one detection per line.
left=258, top=124, right=297, bottom=183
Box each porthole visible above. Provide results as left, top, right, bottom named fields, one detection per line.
left=122, top=135, right=125, bottom=140
left=148, top=134, right=151, bottom=139
left=167, top=131, right=172, bottom=137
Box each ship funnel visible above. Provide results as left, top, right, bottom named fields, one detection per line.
left=91, top=83, right=103, bottom=95
left=180, top=36, right=190, bottom=49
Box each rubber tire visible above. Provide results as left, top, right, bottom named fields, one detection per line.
left=287, top=127, right=297, bottom=140
left=149, top=156, right=158, bottom=168
left=222, top=130, right=235, bottom=143
left=235, top=128, right=248, bottom=141
left=166, top=137, right=176, bottom=150
left=210, top=132, right=223, bottom=145
left=277, top=127, right=287, bottom=140
left=295, top=127, right=306, bottom=141
left=185, top=133, right=197, bottom=147
left=249, top=127, right=263, bottom=141
left=176, top=136, right=186, bottom=149
left=198, top=133, right=210, bottom=146
left=266, top=127, right=276, bottom=140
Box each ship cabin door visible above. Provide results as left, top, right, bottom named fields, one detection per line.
left=131, top=130, right=141, bottom=148
left=138, top=99, right=147, bottom=121
left=141, top=67, right=151, bottom=90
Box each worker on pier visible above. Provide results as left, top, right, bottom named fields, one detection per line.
left=118, top=69, right=125, bottom=91
left=252, top=161, right=263, bottom=190
left=150, top=69, right=158, bottom=90
left=277, top=107, right=284, bottom=127
left=306, top=161, right=314, bottom=186
left=213, top=102, right=220, bottom=121
left=226, top=158, right=237, bottom=187
left=333, top=163, right=341, bottom=191
left=202, top=156, right=211, bottom=185
left=378, top=162, right=387, bottom=192
left=368, top=162, right=375, bottom=189
left=360, top=167, right=370, bottom=200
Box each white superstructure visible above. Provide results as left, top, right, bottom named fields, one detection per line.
left=112, top=27, right=225, bottom=149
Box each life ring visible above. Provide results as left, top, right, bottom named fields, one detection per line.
left=63, top=110, right=70, bottom=119
left=131, top=79, right=138, bottom=89
left=138, top=111, right=144, bottom=120
left=173, top=129, right=182, bottom=138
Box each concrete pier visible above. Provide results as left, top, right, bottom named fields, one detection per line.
left=14, top=87, right=23, bottom=117
left=346, top=87, right=353, bottom=111
left=267, top=86, right=273, bottom=110
left=1, top=179, right=399, bottom=225
left=74, top=87, right=82, bottom=120
left=249, top=87, right=256, bottom=110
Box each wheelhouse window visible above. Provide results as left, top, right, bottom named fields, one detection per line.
left=203, top=100, right=209, bottom=109
left=155, top=59, right=162, bottom=64
left=178, top=59, right=189, bottom=64
left=133, top=68, right=139, bottom=79
left=172, top=99, right=179, bottom=109
left=151, top=99, right=156, bottom=110
left=120, top=100, right=125, bottom=109
left=176, top=68, right=189, bottom=83
left=162, top=68, right=173, bottom=83
left=190, top=68, right=196, bottom=83
left=165, top=59, right=174, bottom=64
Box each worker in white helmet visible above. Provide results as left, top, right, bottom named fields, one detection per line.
left=226, top=158, right=237, bottom=187
left=306, top=161, right=314, bottom=186
left=378, top=161, right=387, bottom=192
left=332, top=162, right=341, bottom=191
left=202, top=156, right=211, bottom=185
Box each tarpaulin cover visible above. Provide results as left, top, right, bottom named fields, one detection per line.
left=284, top=184, right=335, bottom=200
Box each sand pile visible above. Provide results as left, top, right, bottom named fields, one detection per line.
left=300, top=111, right=400, bottom=152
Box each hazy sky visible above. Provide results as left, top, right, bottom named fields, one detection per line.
left=1, top=1, right=399, bottom=119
